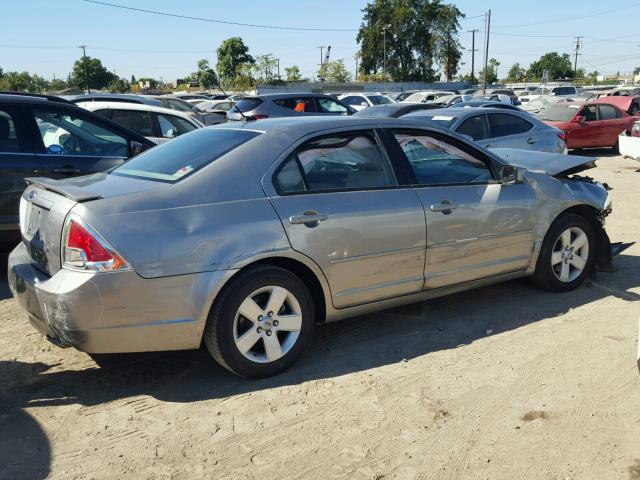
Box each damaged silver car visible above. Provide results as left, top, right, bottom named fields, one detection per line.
left=8, top=117, right=625, bottom=378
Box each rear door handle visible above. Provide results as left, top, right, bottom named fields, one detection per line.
left=430, top=202, right=457, bottom=214
left=289, top=212, right=329, bottom=225
left=527, top=136, right=536, bottom=144
left=53, top=167, right=81, bottom=174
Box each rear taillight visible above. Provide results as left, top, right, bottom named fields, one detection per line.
left=558, top=133, right=567, bottom=143
left=62, top=215, right=130, bottom=272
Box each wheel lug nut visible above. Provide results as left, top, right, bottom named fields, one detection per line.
left=266, top=330, right=272, bottom=336
left=268, top=311, right=273, bottom=317
left=257, top=327, right=263, bottom=333
left=273, top=320, right=279, bottom=327
left=258, top=315, right=263, bottom=321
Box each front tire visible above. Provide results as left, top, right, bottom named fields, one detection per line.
left=532, top=213, right=594, bottom=292
left=203, top=265, right=315, bottom=378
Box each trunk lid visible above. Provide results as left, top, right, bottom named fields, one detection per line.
left=20, top=173, right=167, bottom=275
left=491, top=148, right=596, bottom=177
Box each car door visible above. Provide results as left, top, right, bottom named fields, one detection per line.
left=455, top=113, right=496, bottom=149
left=0, top=104, right=42, bottom=240
left=487, top=113, right=536, bottom=150
left=272, top=97, right=320, bottom=117
left=107, top=108, right=158, bottom=142
left=385, top=128, right=538, bottom=289
left=28, top=106, right=132, bottom=179
left=596, top=104, right=629, bottom=146
left=571, top=105, right=600, bottom=148
left=268, top=129, right=426, bottom=308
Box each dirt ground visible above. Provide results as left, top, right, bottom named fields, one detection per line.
left=1, top=151, right=639, bottom=480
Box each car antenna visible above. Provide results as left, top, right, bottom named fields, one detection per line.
left=214, top=77, right=246, bottom=121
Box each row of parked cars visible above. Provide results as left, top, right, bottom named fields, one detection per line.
left=5, top=85, right=625, bottom=378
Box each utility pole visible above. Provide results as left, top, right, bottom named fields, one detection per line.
left=317, top=46, right=325, bottom=82
left=277, top=58, right=280, bottom=80
left=482, top=10, right=491, bottom=94
left=79, top=45, right=90, bottom=93
left=468, top=29, right=479, bottom=85
left=573, top=36, right=582, bottom=81
left=354, top=54, right=359, bottom=82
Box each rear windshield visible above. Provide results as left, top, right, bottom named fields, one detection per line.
left=352, top=106, right=396, bottom=117
left=230, top=98, right=263, bottom=112
left=368, top=95, right=392, bottom=105
left=535, top=105, right=579, bottom=122
left=111, top=129, right=260, bottom=182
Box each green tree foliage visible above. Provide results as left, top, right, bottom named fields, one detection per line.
left=107, top=77, right=130, bottom=93
left=285, top=65, right=303, bottom=81
left=506, top=63, right=526, bottom=82
left=479, top=58, right=500, bottom=85
left=48, top=78, right=68, bottom=92
left=137, top=77, right=158, bottom=89
left=71, top=56, right=117, bottom=90
left=433, top=3, right=463, bottom=81
left=194, top=59, right=217, bottom=89
left=527, top=52, right=574, bottom=80
left=0, top=71, right=53, bottom=92
left=357, top=0, right=464, bottom=82
left=457, top=73, right=476, bottom=85
left=318, top=60, right=352, bottom=83
left=252, top=54, right=279, bottom=83
left=216, top=37, right=254, bottom=86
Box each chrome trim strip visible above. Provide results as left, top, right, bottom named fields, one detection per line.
left=335, top=275, right=424, bottom=298
left=425, top=256, right=530, bottom=280
left=328, top=245, right=425, bottom=263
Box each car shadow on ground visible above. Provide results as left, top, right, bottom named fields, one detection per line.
left=1, top=254, right=639, bottom=479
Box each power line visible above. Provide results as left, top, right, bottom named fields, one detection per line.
left=492, top=3, right=633, bottom=29
left=81, top=0, right=358, bottom=32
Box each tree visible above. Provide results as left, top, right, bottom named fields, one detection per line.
left=506, top=63, right=526, bottom=82
left=285, top=65, right=303, bottom=81
left=634, top=67, right=640, bottom=76
left=130, top=74, right=136, bottom=84
left=458, top=73, right=476, bottom=85
left=252, top=54, right=279, bottom=83
left=434, top=3, right=463, bottom=81
left=48, top=78, right=68, bottom=92
left=137, top=77, right=158, bottom=90
left=318, top=60, right=352, bottom=83
left=479, top=58, right=500, bottom=85
left=70, top=56, right=117, bottom=90
left=194, top=59, right=217, bottom=89
left=107, top=77, right=130, bottom=93
left=0, top=71, right=35, bottom=91
left=357, top=0, right=464, bottom=82
left=216, top=37, right=254, bottom=85
left=527, top=52, right=573, bottom=80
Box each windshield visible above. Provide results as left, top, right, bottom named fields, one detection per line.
left=403, top=112, right=458, bottom=127
left=352, top=106, right=397, bottom=117
left=230, top=98, right=263, bottom=113
left=111, top=129, right=260, bottom=182
left=535, top=105, right=579, bottom=122
left=368, top=95, right=392, bottom=105
left=531, top=88, right=551, bottom=96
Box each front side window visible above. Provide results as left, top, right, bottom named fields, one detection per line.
left=110, top=109, right=154, bottom=137
left=273, top=97, right=317, bottom=113
left=112, top=129, right=260, bottom=182
left=33, top=109, right=128, bottom=157
left=580, top=105, right=598, bottom=122
left=317, top=98, right=348, bottom=113
left=456, top=115, right=489, bottom=140
left=156, top=114, right=196, bottom=138
left=293, top=132, right=396, bottom=191
left=340, top=96, right=365, bottom=106
left=0, top=108, right=23, bottom=153
left=488, top=113, right=533, bottom=137
left=368, top=95, right=392, bottom=105
left=393, top=131, right=493, bottom=185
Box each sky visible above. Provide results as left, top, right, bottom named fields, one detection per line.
left=2, top=0, right=639, bottom=83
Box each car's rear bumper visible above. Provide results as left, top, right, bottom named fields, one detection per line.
left=8, top=242, right=235, bottom=353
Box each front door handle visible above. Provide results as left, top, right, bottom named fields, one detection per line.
left=527, top=136, right=536, bottom=144
left=53, top=167, right=81, bottom=174
left=430, top=201, right=457, bottom=215
left=289, top=211, right=329, bottom=226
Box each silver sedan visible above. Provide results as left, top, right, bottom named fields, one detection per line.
left=8, top=117, right=616, bottom=378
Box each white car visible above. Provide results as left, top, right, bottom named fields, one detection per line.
left=520, top=86, right=578, bottom=103
left=401, top=90, right=456, bottom=103
left=77, top=102, right=203, bottom=144
left=337, top=92, right=394, bottom=111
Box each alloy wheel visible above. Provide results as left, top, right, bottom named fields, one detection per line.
left=551, top=226, right=590, bottom=283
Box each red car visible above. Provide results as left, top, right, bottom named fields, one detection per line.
left=595, top=95, right=640, bottom=118
left=537, top=102, right=634, bottom=150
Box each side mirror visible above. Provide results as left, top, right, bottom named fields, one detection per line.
left=130, top=140, right=147, bottom=157
left=500, top=165, right=524, bottom=184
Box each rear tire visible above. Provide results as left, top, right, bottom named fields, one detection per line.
left=613, top=138, right=620, bottom=154
left=532, top=213, right=594, bottom=292
left=203, top=265, right=315, bottom=378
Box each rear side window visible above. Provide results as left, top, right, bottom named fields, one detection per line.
left=273, top=97, right=317, bottom=113
left=110, top=109, right=154, bottom=137
left=112, top=129, right=260, bottom=182
left=283, top=132, right=396, bottom=192
left=456, top=115, right=489, bottom=140
left=0, top=108, right=23, bottom=153
left=275, top=156, right=306, bottom=194
left=317, top=98, right=348, bottom=113
left=488, top=113, right=533, bottom=137
left=156, top=114, right=196, bottom=138
left=340, top=96, right=366, bottom=106
left=597, top=104, right=620, bottom=120
left=231, top=98, right=263, bottom=112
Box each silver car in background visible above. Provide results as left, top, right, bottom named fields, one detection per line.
left=404, top=107, right=567, bottom=153
left=9, top=117, right=617, bottom=378
left=227, top=93, right=353, bottom=121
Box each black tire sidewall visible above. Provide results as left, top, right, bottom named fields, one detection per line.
left=534, top=213, right=595, bottom=292
left=206, top=266, right=315, bottom=378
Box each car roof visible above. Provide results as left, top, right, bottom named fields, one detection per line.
left=67, top=93, right=160, bottom=105
left=76, top=101, right=198, bottom=120
left=240, top=93, right=343, bottom=100
left=0, top=92, right=73, bottom=104
left=405, top=106, right=529, bottom=119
